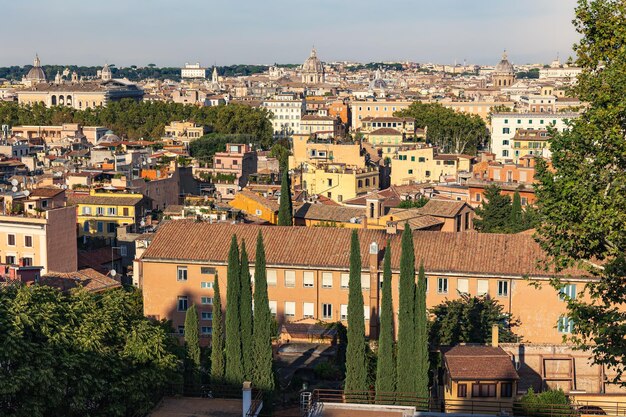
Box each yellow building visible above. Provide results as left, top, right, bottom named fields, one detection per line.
left=68, top=190, right=149, bottom=242
left=390, top=147, right=473, bottom=185
left=229, top=190, right=279, bottom=224
left=290, top=136, right=365, bottom=169
left=163, top=121, right=208, bottom=145
left=350, top=100, right=413, bottom=130
left=510, top=129, right=550, bottom=162
left=301, top=162, right=379, bottom=203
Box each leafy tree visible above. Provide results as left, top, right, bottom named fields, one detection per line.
left=534, top=0, right=626, bottom=384
left=375, top=242, right=396, bottom=401
left=518, top=388, right=573, bottom=417
left=395, top=102, right=488, bottom=154
left=429, top=294, right=518, bottom=347
left=277, top=170, right=293, bottom=226
left=210, top=274, right=225, bottom=382
left=397, top=224, right=416, bottom=394
left=239, top=240, right=253, bottom=380
left=414, top=263, right=429, bottom=398
left=225, top=235, right=244, bottom=384
left=474, top=185, right=513, bottom=233
left=344, top=230, right=368, bottom=393
left=251, top=231, right=274, bottom=392
left=397, top=197, right=428, bottom=209
left=269, top=142, right=290, bottom=168
left=184, top=303, right=201, bottom=390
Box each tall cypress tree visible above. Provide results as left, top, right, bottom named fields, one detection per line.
left=239, top=240, right=253, bottom=380
left=414, top=262, right=429, bottom=400
left=344, top=230, right=368, bottom=393
left=210, top=274, right=225, bottom=382
left=509, top=191, right=523, bottom=232
left=397, top=223, right=416, bottom=394
left=376, top=242, right=396, bottom=402
left=184, top=303, right=201, bottom=390
left=277, top=169, right=293, bottom=226
left=251, top=231, right=275, bottom=391
left=225, top=235, right=244, bottom=384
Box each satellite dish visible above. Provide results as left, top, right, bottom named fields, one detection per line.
left=11, top=186, right=17, bottom=193
left=110, top=269, right=117, bottom=277
left=23, top=190, right=30, bottom=197
left=10, top=179, right=18, bottom=186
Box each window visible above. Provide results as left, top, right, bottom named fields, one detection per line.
left=340, top=304, right=348, bottom=320
left=504, top=119, right=509, bottom=124
left=472, top=383, right=496, bottom=398
left=22, top=257, right=33, bottom=267
left=476, top=193, right=481, bottom=202
left=418, top=157, right=426, bottom=163
left=96, top=207, right=104, bottom=215
left=322, top=303, right=332, bottom=319
left=201, top=266, right=216, bottom=275
left=465, top=212, right=470, bottom=230
left=327, top=179, right=333, bottom=186
left=284, top=270, right=296, bottom=287
left=503, top=127, right=510, bottom=134
left=497, top=280, right=509, bottom=297
left=517, top=119, right=521, bottom=124
left=408, top=169, right=413, bottom=174
left=303, top=302, right=315, bottom=318
left=502, top=139, right=509, bottom=146
left=201, top=296, right=213, bottom=305
left=303, top=271, right=314, bottom=288
left=7, top=234, right=15, bottom=246
left=284, top=301, right=296, bottom=317
left=83, top=221, right=90, bottom=232
left=24, top=236, right=32, bottom=247
left=177, top=296, right=188, bottom=312
left=97, top=222, right=103, bottom=233
left=201, top=311, right=213, bottom=321
left=322, top=272, right=333, bottom=288
left=107, top=207, right=116, bottom=215
left=178, top=326, right=185, bottom=336
left=411, top=156, right=415, bottom=162
left=521, top=197, right=528, bottom=206
left=201, top=326, right=212, bottom=335
left=255, top=209, right=262, bottom=216
left=425, top=170, right=431, bottom=177
left=267, top=269, right=277, bottom=286
left=501, top=382, right=513, bottom=398
left=560, top=284, right=576, bottom=300
left=361, top=274, right=370, bottom=290
left=502, top=150, right=509, bottom=157
left=107, top=222, right=116, bottom=233
left=269, top=301, right=277, bottom=316
left=123, top=207, right=129, bottom=216
left=457, top=384, right=467, bottom=398
left=340, top=273, right=349, bottom=289
left=5, top=256, right=15, bottom=265
left=364, top=305, right=370, bottom=320
left=477, top=280, right=489, bottom=295
left=558, top=316, right=574, bottom=333
left=437, top=277, right=448, bottom=294
left=82, top=206, right=91, bottom=215
left=457, top=278, right=469, bottom=295
left=177, top=266, right=188, bottom=281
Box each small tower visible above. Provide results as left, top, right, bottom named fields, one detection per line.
left=71, top=71, right=78, bottom=83
left=101, top=63, right=112, bottom=81
left=54, top=71, right=62, bottom=84
left=212, top=66, right=218, bottom=84
left=366, top=196, right=385, bottom=221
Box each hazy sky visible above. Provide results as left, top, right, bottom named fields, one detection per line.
left=1, top=0, right=580, bottom=67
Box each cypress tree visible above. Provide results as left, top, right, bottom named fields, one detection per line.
left=184, top=303, right=201, bottom=391
left=344, top=230, right=368, bottom=394
left=277, top=169, right=293, bottom=226
left=210, top=274, right=225, bottom=382
left=225, top=234, right=244, bottom=384
left=251, top=231, right=275, bottom=391
left=397, top=223, right=416, bottom=394
left=510, top=191, right=523, bottom=232
left=414, top=262, right=429, bottom=400
left=375, top=242, right=396, bottom=402
left=239, top=240, right=253, bottom=379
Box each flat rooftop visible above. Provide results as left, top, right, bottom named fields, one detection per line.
left=148, top=397, right=243, bottom=417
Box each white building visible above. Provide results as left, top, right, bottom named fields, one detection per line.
left=181, top=63, right=207, bottom=79
left=539, top=67, right=583, bottom=80
left=490, top=112, right=577, bottom=161
left=262, top=93, right=306, bottom=137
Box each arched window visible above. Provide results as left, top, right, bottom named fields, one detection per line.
left=51, top=95, right=57, bottom=105
left=369, top=203, right=375, bottom=218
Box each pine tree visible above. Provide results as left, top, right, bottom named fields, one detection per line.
left=184, top=303, right=201, bottom=391
left=397, top=223, right=416, bottom=394
left=375, top=242, right=396, bottom=402
left=474, top=185, right=512, bottom=233
left=210, top=274, right=225, bottom=382
left=225, top=234, right=244, bottom=384
left=277, top=169, right=293, bottom=226
left=414, top=263, right=429, bottom=400
left=239, top=239, right=253, bottom=380
left=251, top=231, right=275, bottom=391
left=509, top=191, right=523, bottom=232
left=344, top=229, right=368, bottom=394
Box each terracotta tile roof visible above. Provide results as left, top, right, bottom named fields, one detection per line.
left=67, top=193, right=145, bottom=207
left=369, top=127, right=402, bottom=136
left=342, top=187, right=402, bottom=207
left=78, top=248, right=122, bottom=273
left=141, top=221, right=583, bottom=278
left=233, top=189, right=279, bottom=212
left=415, top=199, right=470, bottom=218
left=40, top=268, right=121, bottom=293
left=30, top=187, right=65, bottom=198
left=442, top=345, right=519, bottom=381
left=294, top=203, right=364, bottom=223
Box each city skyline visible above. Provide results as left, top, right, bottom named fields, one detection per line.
left=1, top=0, right=580, bottom=67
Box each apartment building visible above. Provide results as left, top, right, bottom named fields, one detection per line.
left=300, top=162, right=379, bottom=203
left=390, top=147, right=473, bottom=185
left=290, top=136, right=365, bottom=169
left=163, top=121, right=208, bottom=145
left=299, top=115, right=341, bottom=139
left=139, top=222, right=591, bottom=345
left=350, top=100, right=412, bottom=131
left=262, top=93, right=306, bottom=137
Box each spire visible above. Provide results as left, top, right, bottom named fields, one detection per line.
left=310, top=46, right=317, bottom=57
left=34, top=54, right=41, bottom=67
left=502, top=50, right=508, bottom=61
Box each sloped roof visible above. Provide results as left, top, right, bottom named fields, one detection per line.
left=40, top=268, right=121, bottom=293
left=443, top=345, right=519, bottom=381
left=294, top=203, right=364, bottom=223
left=233, top=189, right=279, bottom=212
left=415, top=199, right=470, bottom=218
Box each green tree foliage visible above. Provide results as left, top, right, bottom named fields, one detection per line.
left=269, top=142, right=290, bottom=168
left=429, top=294, right=518, bottom=347
left=277, top=170, right=293, bottom=226
left=510, top=191, right=523, bottom=227
left=184, top=304, right=201, bottom=389
left=375, top=243, right=396, bottom=400
left=189, top=133, right=256, bottom=166
left=414, top=263, right=429, bottom=398
left=344, top=230, right=368, bottom=393
left=397, top=196, right=428, bottom=209
left=516, top=68, right=541, bottom=79
left=225, top=235, right=244, bottom=385
left=518, top=388, right=573, bottom=417
left=0, top=100, right=273, bottom=145
left=0, top=285, right=177, bottom=417
left=239, top=240, right=253, bottom=380
left=395, top=102, right=488, bottom=154
left=397, top=224, right=416, bottom=394
left=474, top=186, right=538, bottom=233
left=251, top=231, right=275, bottom=392
left=534, top=0, right=626, bottom=384
left=210, top=274, right=225, bottom=382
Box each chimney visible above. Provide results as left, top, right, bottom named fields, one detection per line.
left=242, top=381, right=252, bottom=417
left=492, top=324, right=499, bottom=348
left=386, top=221, right=398, bottom=235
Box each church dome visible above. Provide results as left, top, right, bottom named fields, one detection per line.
left=101, top=63, right=112, bottom=81
left=302, top=48, right=323, bottom=73
left=26, top=54, right=46, bottom=83
left=369, top=68, right=388, bottom=90
left=494, top=51, right=514, bottom=74
left=97, top=130, right=120, bottom=144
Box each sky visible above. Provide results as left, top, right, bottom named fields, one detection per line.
left=0, top=0, right=580, bottom=67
